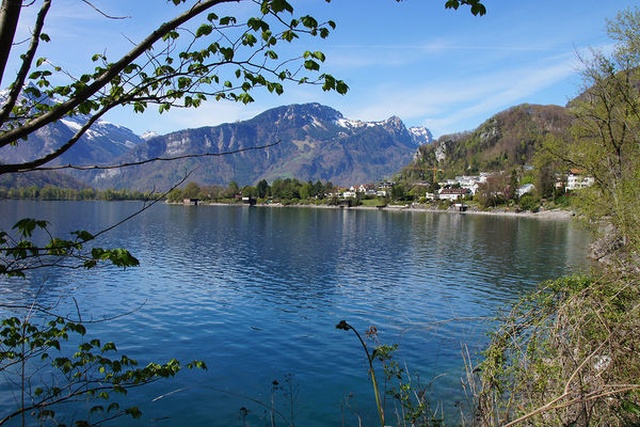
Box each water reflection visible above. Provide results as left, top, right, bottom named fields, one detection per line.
left=0, top=201, right=593, bottom=426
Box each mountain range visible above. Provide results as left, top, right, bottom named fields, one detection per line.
left=2, top=95, right=580, bottom=192
left=1, top=102, right=432, bottom=191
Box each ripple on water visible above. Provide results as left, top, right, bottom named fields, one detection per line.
left=0, top=202, right=593, bottom=426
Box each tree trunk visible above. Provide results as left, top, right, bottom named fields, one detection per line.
left=0, top=0, right=22, bottom=87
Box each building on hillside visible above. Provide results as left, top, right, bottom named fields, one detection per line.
left=566, top=169, right=595, bottom=191
left=438, top=187, right=471, bottom=201
left=441, top=174, right=489, bottom=195
left=342, top=187, right=357, bottom=198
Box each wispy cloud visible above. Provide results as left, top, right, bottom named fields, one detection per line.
left=333, top=50, right=580, bottom=137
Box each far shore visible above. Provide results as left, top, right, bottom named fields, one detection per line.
left=191, top=200, right=576, bottom=220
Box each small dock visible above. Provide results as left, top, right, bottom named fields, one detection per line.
left=242, top=196, right=257, bottom=206
left=454, top=203, right=468, bottom=212
left=183, top=198, right=200, bottom=206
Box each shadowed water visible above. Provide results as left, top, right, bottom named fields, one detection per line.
left=0, top=201, right=592, bottom=426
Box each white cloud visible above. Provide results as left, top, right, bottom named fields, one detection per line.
left=330, top=50, right=581, bottom=137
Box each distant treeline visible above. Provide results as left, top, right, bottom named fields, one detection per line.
left=166, top=178, right=339, bottom=204
left=0, top=185, right=159, bottom=201
left=0, top=178, right=339, bottom=204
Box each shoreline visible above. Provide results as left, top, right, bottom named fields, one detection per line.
left=194, top=201, right=576, bottom=220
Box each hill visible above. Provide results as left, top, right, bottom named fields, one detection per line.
left=409, top=103, right=573, bottom=179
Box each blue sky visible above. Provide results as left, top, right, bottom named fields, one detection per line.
left=13, top=0, right=639, bottom=138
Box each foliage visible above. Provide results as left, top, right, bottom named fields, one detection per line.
left=0, top=1, right=487, bottom=424
left=165, top=177, right=335, bottom=204
left=0, top=312, right=206, bottom=426
left=412, top=105, right=573, bottom=180
left=0, top=212, right=209, bottom=425
left=472, top=274, right=640, bottom=427
left=445, top=0, right=487, bottom=16
left=0, top=0, right=352, bottom=175
left=337, top=321, right=445, bottom=427
left=517, top=193, right=540, bottom=212
left=0, top=184, right=159, bottom=201
left=0, top=217, right=140, bottom=277
left=474, top=171, right=515, bottom=209
left=541, top=6, right=640, bottom=262
left=471, top=10, right=640, bottom=426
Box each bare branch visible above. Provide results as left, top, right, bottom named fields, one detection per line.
left=0, top=101, right=110, bottom=173
left=80, top=0, right=130, bottom=20
left=12, top=140, right=281, bottom=172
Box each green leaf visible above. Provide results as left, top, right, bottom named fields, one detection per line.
left=219, top=16, right=236, bottom=26
left=300, top=15, right=318, bottom=29
left=195, top=24, right=213, bottom=37
left=90, top=405, right=104, bottom=414
left=281, top=30, right=298, bottom=42
left=220, top=47, right=234, bottom=61
left=471, top=3, right=487, bottom=16
left=303, top=60, right=320, bottom=71
left=13, top=218, right=49, bottom=237
left=270, top=0, right=293, bottom=14
left=162, top=30, right=179, bottom=41
left=90, top=248, right=140, bottom=268
left=336, top=80, right=349, bottom=94
left=125, top=406, right=143, bottom=419
left=242, top=33, right=258, bottom=46
left=71, top=230, right=94, bottom=242
left=312, top=51, right=326, bottom=61
left=445, top=0, right=460, bottom=10
left=247, top=17, right=269, bottom=32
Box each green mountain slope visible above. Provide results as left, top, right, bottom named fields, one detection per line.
left=409, top=103, right=573, bottom=179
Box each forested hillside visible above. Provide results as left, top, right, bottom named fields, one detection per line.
left=408, top=103, right=573, bottom=178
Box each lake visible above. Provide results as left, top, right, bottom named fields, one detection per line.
left=0, top=201, right=592, bottom=426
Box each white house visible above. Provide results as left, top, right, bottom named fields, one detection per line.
left=566, top=169, right=595, bottom=191
left=438, top=187, right=471, bottom=201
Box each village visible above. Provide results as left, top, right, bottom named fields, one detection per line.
left=335, top=168, right=595, bottom=203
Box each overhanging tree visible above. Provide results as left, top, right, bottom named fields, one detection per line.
left=542, top=6, right=640, bottom=262
left=0, top=0, right=350, bottom=175
left=0, top=0, right=485, bottom=424
left=0, top=0, right=484, bottom=175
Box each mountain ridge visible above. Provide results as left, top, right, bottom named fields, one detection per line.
left=88, top=103, right=432, bottom=190
left=3, top=95, right=580, bottom=192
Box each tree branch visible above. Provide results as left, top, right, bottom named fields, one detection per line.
left=0, top=0, right=234, bottom=147
left=10, top=140, right=281, bottom=172
left=0, top=0, right=23, bottom=87
left=0, top=0, right=51, bottom=125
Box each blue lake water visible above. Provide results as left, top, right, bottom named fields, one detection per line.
left=0, top=201, right=592, bottom=426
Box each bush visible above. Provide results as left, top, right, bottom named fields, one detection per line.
left=472, top=273, right=640, bottom=427
left=517, top=193, right=541, bottom=212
